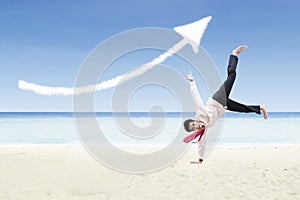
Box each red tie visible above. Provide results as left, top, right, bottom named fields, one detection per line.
left=183, top=126, right=205, bottom=143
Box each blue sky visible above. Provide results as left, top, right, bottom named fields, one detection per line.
left=0, top=0, right=299, bottom=112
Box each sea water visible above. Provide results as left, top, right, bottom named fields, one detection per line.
left=0, top=112, right=300, bottom=146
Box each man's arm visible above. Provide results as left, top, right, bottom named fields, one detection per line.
left=190, top=132, right=207, bottom=165
left=197, top=133, right=206, bottom=161
left=186, top=74, right=205, bottom=112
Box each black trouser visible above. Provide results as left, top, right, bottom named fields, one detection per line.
left=212, top=55, right=261, bottom=114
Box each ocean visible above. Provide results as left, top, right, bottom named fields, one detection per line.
left=0, top=112, right=300, bottom=146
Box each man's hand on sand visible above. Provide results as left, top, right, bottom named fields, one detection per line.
left=190, top=160, right=202, bottom=164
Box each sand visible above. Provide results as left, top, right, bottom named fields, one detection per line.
left=0, top=145, right=300, bottom=200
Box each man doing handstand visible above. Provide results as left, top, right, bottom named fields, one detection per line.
left=183, top=45, right=268, bottom=164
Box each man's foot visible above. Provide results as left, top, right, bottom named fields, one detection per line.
left=260, top=106, right=268, bottom=119
left=232, top=45, right=248, bottom=56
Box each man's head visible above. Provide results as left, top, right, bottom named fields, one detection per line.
left=183, top=119, right=202, bottom=132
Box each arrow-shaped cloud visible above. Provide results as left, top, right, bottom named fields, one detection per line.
left=18, top=16, right=212, bottom=96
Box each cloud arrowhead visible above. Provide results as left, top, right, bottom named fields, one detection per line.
left=174, top=16, right=212, bottom=53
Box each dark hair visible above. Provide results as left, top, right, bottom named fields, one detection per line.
left=183, top=119, right=194, bottom=132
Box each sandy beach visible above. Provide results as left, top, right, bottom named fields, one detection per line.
left=0, top=145, right=299, bottom=200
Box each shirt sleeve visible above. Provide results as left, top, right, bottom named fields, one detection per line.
left=190, top=81, right=205, bottom=113
left=197, top=132, right=207, bottom=160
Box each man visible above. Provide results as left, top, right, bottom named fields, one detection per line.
left=183, top=45, right=268, bottom=164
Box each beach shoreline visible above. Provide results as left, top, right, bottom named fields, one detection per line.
left=1, top=144, right=299, bottom=200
